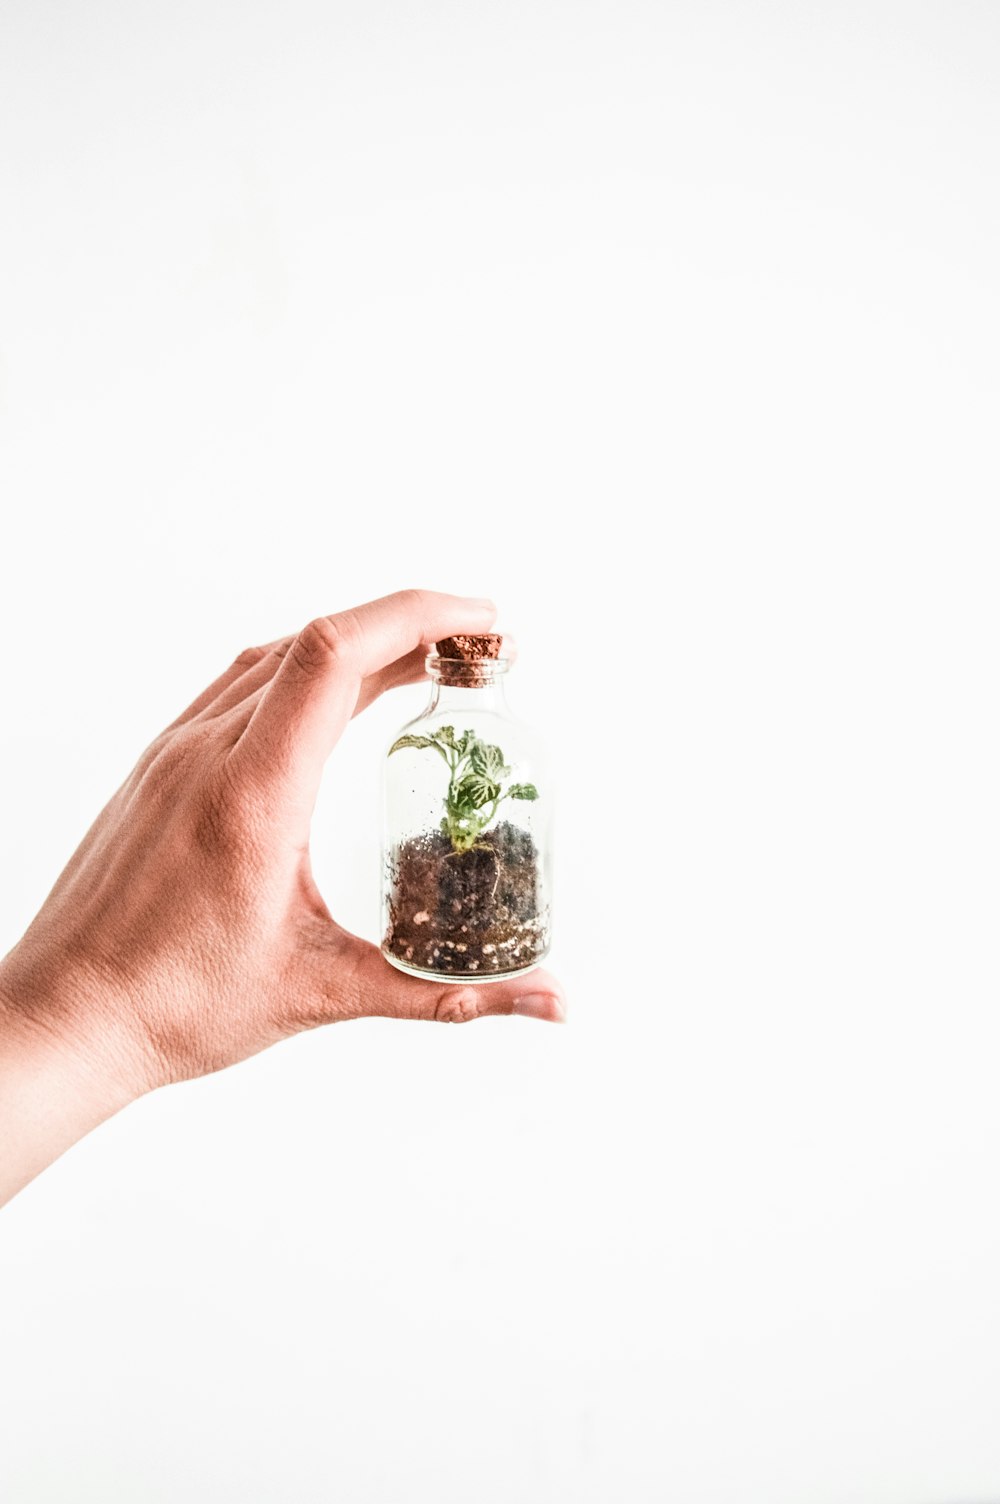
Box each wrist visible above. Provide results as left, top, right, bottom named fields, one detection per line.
left=0, top=944, right=153, bottom=1206
left=0, top=937, right=157, bottom=1102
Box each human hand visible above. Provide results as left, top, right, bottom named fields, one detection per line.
left=0, top=590, right=565, bottom=1202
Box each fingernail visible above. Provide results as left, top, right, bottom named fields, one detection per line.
left=468, top=596, right=496, bottom=610
left=513, top=992, right=566, bottom=1023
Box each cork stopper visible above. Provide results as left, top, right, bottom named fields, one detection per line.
left=431, top=633, right=505, bottom=687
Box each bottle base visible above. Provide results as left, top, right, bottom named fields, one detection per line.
left=380, top=947, right=550, bottom=986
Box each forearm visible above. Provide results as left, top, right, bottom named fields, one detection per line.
left=0, top=954, right=145, bottom=1208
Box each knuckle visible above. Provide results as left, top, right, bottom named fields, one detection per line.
left=233, top=644, right=269, bottom=669
left=433, top=988, right=481, bottom=1024
left=138, top=728, right=198, bottom=802
left=133, top=729, right=172, bottom=777
left=210, top=751, right=264, bottom=827
left=397, top=586, right=428, bottom=615
left=289, top=615, right=358, bottom=678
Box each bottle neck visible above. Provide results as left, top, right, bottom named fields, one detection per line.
left=425, top=652, right=511, bottom=715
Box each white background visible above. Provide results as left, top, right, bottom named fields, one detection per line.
left=1, top=2, right=999, bottom=1500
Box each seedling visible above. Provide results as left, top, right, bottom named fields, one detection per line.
left=389, top=725, right=538, bottom=855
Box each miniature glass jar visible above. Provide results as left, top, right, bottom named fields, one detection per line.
left=380, top=633, right=552, bottom=983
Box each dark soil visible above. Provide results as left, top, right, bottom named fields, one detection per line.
left=383, top=819, right=549, bottom=979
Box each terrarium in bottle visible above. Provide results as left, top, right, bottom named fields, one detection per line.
left=381, top=633, right=551, bottom=983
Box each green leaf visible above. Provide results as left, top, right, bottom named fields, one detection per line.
left=389, top=734, right=437, bottom=754
left=454, top=771, right=500, bottom=809
left=470, top=741, right=509, bottom=781
left=433, top=725, right=459, bottom=750
left=507, top=783, right=539, bottom=800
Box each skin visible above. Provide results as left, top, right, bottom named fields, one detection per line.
left=0, top=589, right=565, bottom=1207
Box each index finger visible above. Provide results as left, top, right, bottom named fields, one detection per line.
left=227, top=588, right=498, bottom=805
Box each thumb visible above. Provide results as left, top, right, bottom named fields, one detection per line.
left=315, top=932, right=567, bottom=1025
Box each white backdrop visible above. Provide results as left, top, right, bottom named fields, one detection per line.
left=2, top=3, right=999, bottom=1500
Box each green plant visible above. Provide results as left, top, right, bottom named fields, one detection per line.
left=389, top=725, right=538, bottom=854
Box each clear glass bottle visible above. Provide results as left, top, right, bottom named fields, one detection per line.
left=380, top=633, right=552, bottom=983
